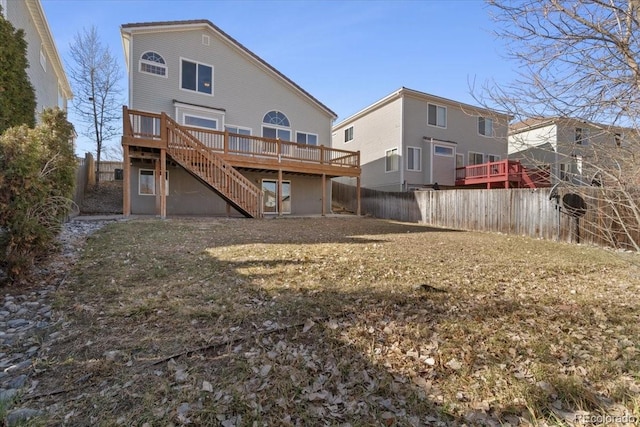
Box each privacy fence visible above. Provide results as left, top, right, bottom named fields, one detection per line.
left=332, top=181, right=640, bottom=250
left=73, top=153, right=123, bottom=210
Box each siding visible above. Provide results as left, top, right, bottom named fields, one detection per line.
left=128, top=28, right=332, bottom=146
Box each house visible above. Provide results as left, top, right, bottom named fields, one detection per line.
left=1, top=0, right=72, bottom=115
left=509, top=117, right=636, bottom=186
left=120, top=20, right=360, bottom=218
left=331, top=87, right=510, bottom=191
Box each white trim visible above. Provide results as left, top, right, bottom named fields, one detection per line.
left=456, top=153, right=464, bottom=168
left=295, top=131, right=318, bottom=145
left=139, top=51, right=168, bottom=78
left=139, top=169, right=169, bottom=196
left=344, top=126, right=354, bottom=143
left=478, top=116, right=493, bottom=137
left=487, top=154, right=501, bottom=162
left=225, top=124, right=252, bottom=135
left=385, top=147, right=399, bottom=173
left=262, top=179, right=291, bottom=214
left=179, top=57, right=214, bottom=96
left=183, top=113, right=218, bottom=130
left=433, top=144, right=454, bottom=157
left=427, top=103, right=447, bottom=129
left=406, top=146, right=422, bottom=171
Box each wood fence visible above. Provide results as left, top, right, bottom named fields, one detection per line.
left=332, top=181, right=640, bottom=250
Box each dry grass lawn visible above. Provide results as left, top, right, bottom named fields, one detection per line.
left=22, top=217, right=640, bottom=426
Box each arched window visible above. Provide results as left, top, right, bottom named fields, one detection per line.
left=262, top=110, right=291, bottom=141
left=140, top=51, right=167, bottom=77
left=263, top=111, right=290, bottom=127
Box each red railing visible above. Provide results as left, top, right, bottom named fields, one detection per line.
left=455, top=160, right=549, bottom=188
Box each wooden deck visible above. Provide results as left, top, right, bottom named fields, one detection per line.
left=455, top=160, right=550, bottom=189
left=121, top=107, right=361, bottom=218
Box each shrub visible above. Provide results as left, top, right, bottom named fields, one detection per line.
left=0, top=108, right=77, bottom=283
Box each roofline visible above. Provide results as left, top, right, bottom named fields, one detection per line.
left=25, top=0, right=73, bottom=99
left=120, top=20, right=336, bottom=119
left=509, top=116, right=635, bottom=135
left=333, top=87, right=511, bottom=129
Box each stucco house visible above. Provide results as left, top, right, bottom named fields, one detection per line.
left=331, top=88, right=510, bottom=191
left=509, top=117, right=635, bottom=186
left=1, top=0, right=72, bottom=115
left=120, top=20, right=360, bottom=217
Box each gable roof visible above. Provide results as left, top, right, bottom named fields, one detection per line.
left=120, top=19, right=336, bottom=119
left=333, top=87, right=511, bottom=129
left=510, top=116, right=633, bottom=135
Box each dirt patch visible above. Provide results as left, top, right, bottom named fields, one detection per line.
left=80, top=181, right=123, bottom=214
left=19, top=218, right=640, bottom=426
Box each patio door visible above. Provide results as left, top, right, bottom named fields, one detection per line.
left=262, top=179, right=291, bottom=214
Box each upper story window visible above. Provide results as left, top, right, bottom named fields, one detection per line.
left=344, top=126, right=354, bottom=142
left=140, top=51, right=167, bottom=77
left=262, top=110, right=291, bottom=140
left=575, top=127, right=590, bottom=145
left=184, top=115, right=217, bottom=130
left=428, top=104, right=446, bottom=128
left=181, top=58, right=213, bottom=95
left=478, top=117, right=493, bottom=136
left=296, top=132, right=317, bottom=145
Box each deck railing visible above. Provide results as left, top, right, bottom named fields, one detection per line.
left=455, top=159, right=550, bottom=188
left=123, top=108, right=360, bottom=170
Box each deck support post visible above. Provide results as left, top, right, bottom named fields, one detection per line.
left=278, top=169, right=283, bottom=217
left=321, top=174, right=326, bottom=216
left=159, top=149, right=167, bottom=219
left=356, top=176, right=361, bottom=216
left=123, top=143, right=131, bottom=217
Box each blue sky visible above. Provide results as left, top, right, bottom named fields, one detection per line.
left=41, top=0, right=516, bottom=156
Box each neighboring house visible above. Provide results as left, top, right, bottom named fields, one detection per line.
left=331, top=87, right=510, bottom=191
left=120, top=20, right=360, bottom=217
left=509, top=117, right=635, bottom=186
left=1, top=0, right=72, bottom=115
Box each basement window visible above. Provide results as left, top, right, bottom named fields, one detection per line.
left=139, top=169, right=169, bottom=196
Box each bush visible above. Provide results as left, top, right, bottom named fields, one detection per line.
left=0, top=108, right=77, bottom=283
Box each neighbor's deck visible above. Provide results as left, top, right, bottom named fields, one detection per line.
left=122, top=108, right=361, bottom=178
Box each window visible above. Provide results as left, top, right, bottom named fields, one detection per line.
left=296, top=132, right=317, bottom=145
left=139, top=169, right=169, bottom=196
left=469, top=152, right=484, bottom=165
left=386, top=148, right=399, bottom=172
left=487, top=154, right=500, bottom=163
left=262, top=180, right=291, bottom=214
left=456, top=153, right=464, bottom=168
left=181, top=59, right=213, bottom=95
left=139, top=116, right=161, bottom=138
left=344, top=126, right=354, bottom=142
left=575, top=127, right=590, bottom=145
left=262, top=111, right=291, bottom=141
left=226, top=125, right=252, bottom=152
left=434, top=145, right=454, bottom=156
left=428, top=104, right=446, bottom=128
left=184, top=115, right=217, bottom=129
left=478, top=117, right=493, bottom=136
left=140, top=51, right=167, bottom=77
left=202, top=34, right=210, bottom=46
left=40, top=47, right=47, bottom=72
left=407, top=147, right=421, bottom=171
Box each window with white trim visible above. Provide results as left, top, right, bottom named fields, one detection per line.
left=226, top=125, right=252, bottom=151
left=428, top=104, right=446, bottom=128
left=407, top=146, right=421, bottom=171
left=456, top=153, right=464, bottom=168
left=487, top=154, right=500, bottom=163
left=296, top=132, right=317, bottom=145
left=344, top=126, right=354, bottom=142
left=262, top=179, right=291, bottom=214
left=262, top=111, right=291, bottom=141
left=184, top=115, right=217, bottom=129
left=181, top=58, right=213, bottom=95
left=40, top=47, right=47, bottom=72
left=139, top=169, right=169, bottom=196
left=575, top=127, right=589, bottom=145
left=385, top=148, right=399, bottom=172
left=434, top=145, right=454, bottom=156
left=478, top=116, right=493, bottom=136
left=140, top=51, right=167, bottom=77
left=469, top=152, right=484, bottom=165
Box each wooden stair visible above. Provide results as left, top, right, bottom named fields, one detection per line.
left=165, top=115, right=262, bottom=218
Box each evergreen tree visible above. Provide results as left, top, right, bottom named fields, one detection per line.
left=0, top=7, right=36, bottom=134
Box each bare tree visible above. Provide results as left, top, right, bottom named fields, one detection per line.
left=482, top=0, right=640, bottom=250
left=68, top=26, right=122, bottom=184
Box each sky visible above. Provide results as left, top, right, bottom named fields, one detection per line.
left=40, top=0, right=518, bottom=156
